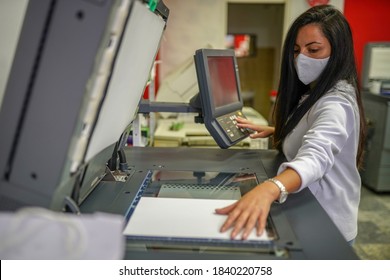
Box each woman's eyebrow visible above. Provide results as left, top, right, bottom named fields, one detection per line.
left=294, top=41, right=323, bottom=47
left=305, top=41, right=322, bottom=47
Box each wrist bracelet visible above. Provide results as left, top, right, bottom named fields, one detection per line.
left=267, top=178, right=288, bottom=203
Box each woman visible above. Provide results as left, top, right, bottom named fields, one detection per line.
left=216, top=4, right=366, bottom=244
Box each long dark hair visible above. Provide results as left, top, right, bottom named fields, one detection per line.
left=272, top=5, right=366, bottom=168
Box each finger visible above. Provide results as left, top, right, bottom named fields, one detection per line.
left=215, top=201, right=237, bottom=215
left=230, top=211, right=250, bottom=239
left=249, top=133, right=262, bottom=139
left=237, top=123, right=257, bottom=130
left=256, top=213, right=268, bottom=236
left=250, top=131, right=270, bottom=139
left=220, top=208, right=241, bottom=233
left=236, top=117, right=252, bottom=124
left=241, top=213, right=259, bottom=240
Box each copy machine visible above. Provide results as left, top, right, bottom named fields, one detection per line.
left=0, top=0, right=357, bottom=259
left=360, top=42, right=390, bottom=192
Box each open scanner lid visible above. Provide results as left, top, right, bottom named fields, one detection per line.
left=0, top=0, right=168, bottom=211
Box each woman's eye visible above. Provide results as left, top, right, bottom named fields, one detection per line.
left=308, top=49, right=319, bottom=53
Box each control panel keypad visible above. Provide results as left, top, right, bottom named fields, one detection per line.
left=216, top=111, right=249, bottom=142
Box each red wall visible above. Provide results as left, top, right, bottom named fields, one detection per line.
left=143, top=53, right=160, bottom=99
left=343, top=0, right=390, bottom=84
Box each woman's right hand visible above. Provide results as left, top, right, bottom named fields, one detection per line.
left=236, top=117, right=274, bottom=138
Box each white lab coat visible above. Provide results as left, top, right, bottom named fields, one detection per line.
left=278, top=80, right=361, bottom=242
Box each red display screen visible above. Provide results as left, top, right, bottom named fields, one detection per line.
left=207, top=56, right=239, bottom=108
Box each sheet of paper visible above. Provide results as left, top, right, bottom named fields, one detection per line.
left=123, top=197, right=270, bottom=241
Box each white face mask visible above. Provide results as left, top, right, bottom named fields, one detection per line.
left=294, top=53, right=330, bottom=85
